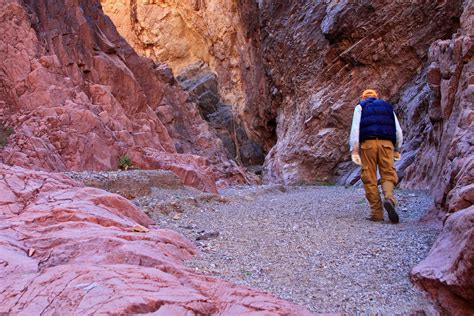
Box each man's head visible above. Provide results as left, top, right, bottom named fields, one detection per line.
left=361, top=89, right=378, bottom=99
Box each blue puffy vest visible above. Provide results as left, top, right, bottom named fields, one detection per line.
left=359, top=97, right=396, bottom=143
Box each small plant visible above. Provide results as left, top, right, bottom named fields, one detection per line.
left=118, top=155, right=133, bottom=171
left=0, top=124, right=13, bottom=148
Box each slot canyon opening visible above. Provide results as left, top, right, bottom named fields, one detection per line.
left=100, top=0, right=277, bottom=170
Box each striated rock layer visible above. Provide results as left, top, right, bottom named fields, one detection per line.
left=259, top=0, right=463, bottom=185
left=0, top=164, right=311, bottom=315
left=176, top=60, right=265, bottom=166
left=0, top=0, right=259, bottom=192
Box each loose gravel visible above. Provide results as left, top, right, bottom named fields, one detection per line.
left=147, top=185, right=439, bottom=314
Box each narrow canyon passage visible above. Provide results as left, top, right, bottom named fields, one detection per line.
left=1, top=0, right=472, bottom=313
left=142, top=184, right=439, bottom=314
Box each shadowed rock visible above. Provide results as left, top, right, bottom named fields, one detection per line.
left=177, top=61, right=265, bottom=167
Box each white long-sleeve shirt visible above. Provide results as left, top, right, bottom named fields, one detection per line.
left=349, top=104, right=403, bottom=152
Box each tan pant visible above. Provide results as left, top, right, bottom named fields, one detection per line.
left=360, top=139, right=398, bottom=219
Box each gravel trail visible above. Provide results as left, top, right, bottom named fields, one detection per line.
left=147, top=185, right=439, bottom=314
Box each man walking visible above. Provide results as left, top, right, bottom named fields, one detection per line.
left=349, top=89, right=403, bottom=223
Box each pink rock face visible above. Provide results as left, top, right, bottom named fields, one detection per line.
left=408, top=3, right=474, bottom=313
left=0, top=164, right=311, bottom=315
left=402, top=1, right=474, bottom=215
left=0, top=0, right=250, bottom=192
left=411, top=206, right=474, bottom=314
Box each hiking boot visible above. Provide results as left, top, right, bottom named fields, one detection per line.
left=383, top=199, right=399, bottom=223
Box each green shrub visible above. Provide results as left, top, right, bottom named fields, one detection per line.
left=118, top=155, right=133, bottom=170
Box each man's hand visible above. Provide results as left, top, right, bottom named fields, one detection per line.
left=394, top=151, right=401, bottom=161
left=351, top=151, right=362, bottom=165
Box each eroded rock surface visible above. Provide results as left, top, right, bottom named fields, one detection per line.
left=0, top=164, right=311, bottom=315
left=401, top=1, right=474, bottom=215
left=177, top=61, right=265, bottom=167
left=408, top=2, right=474, bottom=312
left=101, top=0, right=273, bottom=148
left=0, top=0, right=253, bottom=192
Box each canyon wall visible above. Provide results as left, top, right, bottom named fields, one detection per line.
left=101, top=0, right=275, bottom=150
left=408, top=1, right=474, bottom=312
left=401, top=2, right=474, bottom=215
left=259, top=0, right=462, bottom=184
left=0, top=0, right=255, bottom=191
left=0, top=1, right=306, bottom=312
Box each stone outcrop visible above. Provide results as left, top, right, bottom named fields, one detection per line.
left=411, top=206, right=474, bottom=314
left=0, top=164, right=311, bottom=314
left=401, top=1, right=474, bottom=216
left=101, top=0, right=274, bottom=149
left=407, top=2, right=474, bottom=312
left=65, top=169, right=185, bottom=199
left=177, top=61, right=265, bottom=167
left=259, top=0, right=463, bottom=185
left=0, top=0, right=253, bottom=192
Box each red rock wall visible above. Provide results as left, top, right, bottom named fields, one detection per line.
left=0, top=163, right=310, bottom=314
left=0, top=0, right=252, bottom=191
left=408, top=2, right=474, bottom=312
left=402, top=2, right=474, bottom=215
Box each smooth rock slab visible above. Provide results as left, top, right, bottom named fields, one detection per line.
left=64, top=169, right=185, bottom=199
left=0, top=164, right=310, bottom=315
